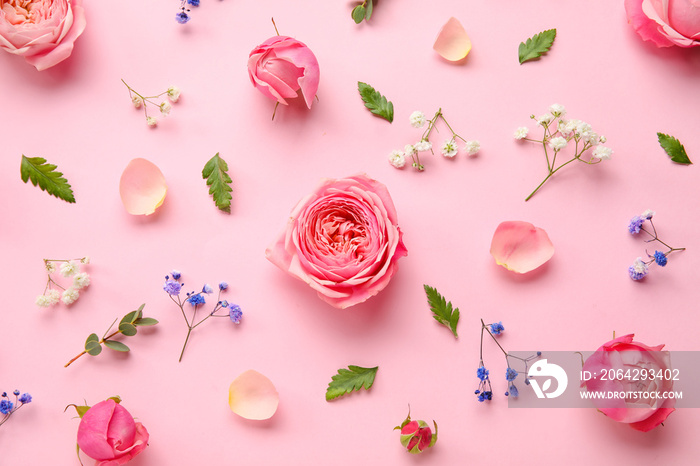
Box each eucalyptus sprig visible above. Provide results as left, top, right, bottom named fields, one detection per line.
left=351, top=0, right=374, bottom=24
left=64, top=304, right=158, bottom=368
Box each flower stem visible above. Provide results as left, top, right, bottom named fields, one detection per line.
left=64, top=329, right=121, bottom=368
left=179, top=327, right=193, bottom=362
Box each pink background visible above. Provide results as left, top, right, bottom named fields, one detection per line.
left=2, top=0, right=699, bottom=464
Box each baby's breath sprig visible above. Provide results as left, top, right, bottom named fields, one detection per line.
left=122, top=80, right=181, bottom=127
left=176, top=0, right=199, bottom=24
left=36, top=257, right=90, bottom=307
left=0, top=390, right=32, bottom=427
left=163, top=271, right=243, bottom=362
left=515, top=104, right=612, bottom=201
left=627, top=210, right=685, bottom=280
left=389, top=109, right=480, bottom=171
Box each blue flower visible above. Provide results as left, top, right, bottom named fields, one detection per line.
left=229, top=304, right=243, bottom=324
left=654, top=251, right=668, bottom=267
left=628, top=258, right=649, bottom=280
left=12, top=390, right=19, bottom=396
left=171, top=270, right=181, bottom=280
left=220, top=300, right=229, bottom=308
left=18, top=393, right=31, bottom=404
left=477, top=366, right=489, bottom=381
left=628, top=216, right=644, bottom=234
left=0, top=399, right=13, bottom=415
left=163, top=280, right=182, bottom=296
left=506, top=367, right=518, bottom=382
left=188, top=294, right=206, bottom=306
left=175, top=11, right=190, bottom=24
left=187, top=0, right=200, bottom=6
left=202, top=284, right=213, bottom=294
left=509, top=384, right=519, bottom=397
left=219, top=282, right=228, bottom=291
left=489, top=322, right=504, bottom=335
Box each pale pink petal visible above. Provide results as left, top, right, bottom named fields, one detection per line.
left=490, top=221, right=554, bottom=273
left=119, top=158, right=167, bottom=216
left=433, top=17, right=472, bottom=61
left=228, top=370, right=279, bottom=420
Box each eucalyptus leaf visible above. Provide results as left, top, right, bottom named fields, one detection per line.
left=104, top=340, right=130, bottom=352
left=120, top=311, right=138, bottom=325
left=85, top=340, right=102, bottom=356
left=365, top=0, right=373, bottom=20
left=133, top=317, right=159, bottom=326
left=118, top=322, right=137, bottom=337
left=352, top=5, right=365, bottom=23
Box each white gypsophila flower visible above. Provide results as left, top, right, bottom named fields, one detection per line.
left=582, top=131, right=600, bottom=146
left=549, top=103, right=566, bottom=118
left=536, top=113, right=554, bottom=127
left=35, top=295, right=52, bottom=307
left=62, top=288, right=80, bottom=305
left=45, top=261, right=56, bottom=273
left=549, top=136, right=568, bottom=152
left=147, top=116, right=158, bottom=127
left=560, top=119, right=578, bottom=138
left=465, top=140, right=481, bottom=156
left=404, top=144, right=416, bottom=156
left=167, top=86, right=181, bottom=102
left=81, top=256, right=90, bottom=264
left=73, top=272, right=91, bottom=289
left=160, top=101, right=172, bottom=116
left=414, top=140, right=432, bottom=152
left=592, top=146, right=613, bottom=160
left=60, top=260, right=80, bottom=277
left=575, top=121, right=592, bottom=137
left=388, top=150, right=406, bottom=169
left=409, top=111, right=427, bottom=128
left=641, top=209, right=655, bottom=220
left=632, top=258, right=648, bottom=274
left=441, top=139, right=458, bottom=158
left=514, top=127, right=529, bottom=139
left=599, top=135, right=607, bottom=144
left=46, top=289, right=61, bottom=305
left=132, top=95, right=143, bottom=108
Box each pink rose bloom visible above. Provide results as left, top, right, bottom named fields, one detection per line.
left=582, top=334, right=675, bottom=432
left=625, top=0, right=700, bottom=47
left=266, top=174, right=407, bottom=309
left=77, top=399, right=149, bottom=466
left=248, top=35, right=320, bottom=109
left=0, top=0, right=86, bottom=70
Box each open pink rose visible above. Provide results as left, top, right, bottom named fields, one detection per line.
left=77, top=399, right=149, bottom=465
left=582, top=334, right=675, bottom=432
left=266, top=174, right=407, bottom=309
left=625, top=0, right=700, bottom=47
left=248, top=35, right=320, bottom=109
left=0, top=0, right=86, bottom=70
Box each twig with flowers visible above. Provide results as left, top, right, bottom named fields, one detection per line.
left=163, top=271, right=243, bottom=362
left=35, top=257, right=90, bottom=307
left=514, top=104, right=613, bottom=201
left=176, top=0, right=200, bottom=24
left=122, top=80, right=181, bottom=127
left=0, top=390, right=32, bottom=427
left=389, top=109, right=480, bottom=170
left=475, top=319, right=540, bottom=402
left=627, top=210, right=685, bottom=280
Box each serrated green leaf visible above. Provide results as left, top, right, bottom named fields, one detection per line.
left=104, top=340, right=130, bottom=352
left=20, top=155, right=76, bottom=203
left=518, top=29, right=556, bottom=64
left=84, top=334, right=102, bottom=356
left=326, top=365, right=378, bottom=401
left=118, top=322, right=137, bottom=337
left=357, top=82, right=393, bottom=123
left=352, top=4, right=365, bottom=23
left=202, top=153, right=233, bottom=213
left=120, top=311, right=139, bottom=326
left=365, top=0, right=373, bottom=20
left=657, top=132, right=692, bottom=165
left=424, top=285, right=460, bottom=338
left=133, top=317, right=159, bottom=326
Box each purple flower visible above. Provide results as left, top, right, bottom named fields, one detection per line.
left=175, top=11, right=190, bottom=24
left=163, top=280, right=182, bottom=296
left=508, top=384, right=519, bottom=397
left=489, top=322, right=505, bottom=335
left=219, top=282, right=228, bottom=291
left=0, top=399, right=13, bottom=415
left=188, top=294, right=206, bottom=306
left=628, top=216, right=644, bottom=234
left=202, top=284, right=213, bottom=294
left=653, top=251, right=668, bottom=267
left=171, top=270, right=182, bottom=280
left=628, top=258, right=649, bottom=280
left=18, top=393, right=31, bottom=404
left=229, top=304, right=243, bottom=324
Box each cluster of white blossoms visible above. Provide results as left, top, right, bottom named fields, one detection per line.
left=123, top=80, right=181, bottom=127
left=35, top=257, right=90, bottom=307
left=389, top=110, right=481, bottom=170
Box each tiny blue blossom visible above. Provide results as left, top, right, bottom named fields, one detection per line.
left=654, top=251, right=668, bottom=267
left=229, top=304, right=243, bottom=324
left=509, top=384, right=519, bottom=397
left=202, top=284, right=213, bottom=294
left=506, top=367, right=518, bottom=382
left=628, top=216, right=644, bottom=234
left=12, top=390, right=19, bottom=396
left=171, top=270, right=181, bottom=280
left=219, top=282, right=228, bottom=291
left=489, top=322, right=505, bottom=335
left=477, top=366, right=489, bottom=381
left=18, top=393, right=31, bottom=404
left=187, top=0, right=200, bottom=5
left=163, top=280, right=182, bottom=296
left=175, top=11, right=190, bottom=24
left=188, top=294, right=206, bottom=306
left=220, top=300, right=229, bottom=308
left=0, top=399, right=13, bottom=415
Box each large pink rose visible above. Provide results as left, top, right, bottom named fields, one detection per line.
left=266, top=174, right=407, bottom=309
left=77, top=399, right=149, bottom=466
left=248, top=35, right=320, bottom=109
left=0, top=0, right=86, bottom=70
left=581, top=334, right=675, bottom=432
left=625, top=0, right=700, bottom=47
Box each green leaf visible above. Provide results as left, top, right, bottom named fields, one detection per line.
left=107, top=395, right=122, bottom=404
left=133, top=317, right=159, bottom=326
left=104, top=340, right=130, bottom=352
left=365, top=0, right=373, bottom=20
left=424, top=285, right=460, bottom=338
left=326, top=365, right=378, bottom=401
left=518, top=29, right=557, bottom=64
left=84, top=333, right=102, bottom=356
left=657, top=132, right=692, bottom=165
left=357, top=82, right=394, bottom=123
left=352, top=4, right=365, bottom=23
left=202, top=153, right=233, bottom=213
left=118, top=322, right=137, bottom=337
left=20, top=155, right=76, bottom=203
left=120, top=311, right=139, bottom=326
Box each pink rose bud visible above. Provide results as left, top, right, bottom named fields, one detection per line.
left=247, top=35, right=320, bottom=109
left=394, top=409, right=437, bottom=454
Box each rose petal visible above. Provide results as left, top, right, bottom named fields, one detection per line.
left=490, top=221, right=554, bottom=273
left=433, top=17, right=472, bottom=61
left=119, top=158, right=167, bottom=216
left=228, top=370, right=279, bottom=420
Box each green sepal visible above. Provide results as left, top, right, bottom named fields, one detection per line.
left=118, top=322, right=137, bottom=337
left=104, top=340, right=130, bottom=352
left=133, top=317, right=158, bottom=326
left=107, top=396, right=122, bottom=404
left=65, top=404, right=91, bottom=418
left=84, top=333, right=102, bottom=356
left=352, top=4, right=365, bottom=23
left=429, top=420, right=438, bottom=447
